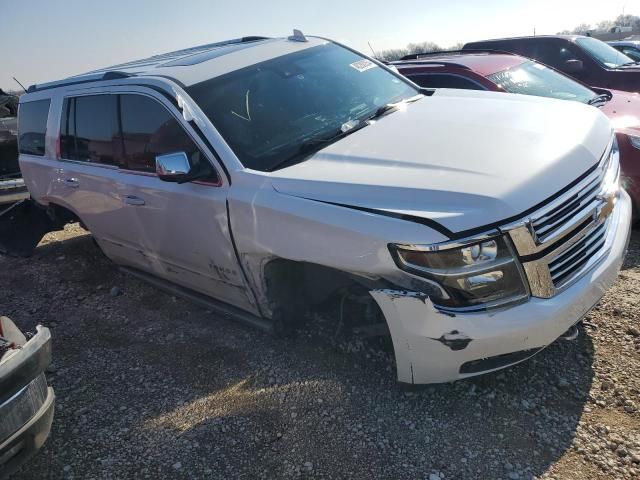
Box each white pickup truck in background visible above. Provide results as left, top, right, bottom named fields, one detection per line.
left=9, top=33, right=632, bottom=383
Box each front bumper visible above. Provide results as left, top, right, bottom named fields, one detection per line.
left=372, top=190, right=633, bottom=384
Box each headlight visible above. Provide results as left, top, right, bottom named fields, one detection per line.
left=628, top=133, right=640, bottom=150
left=390, top=235, right=529, bottom=311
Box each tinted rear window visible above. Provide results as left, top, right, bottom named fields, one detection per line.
left=18, top=99, right=50, bottom=156
left=61, top=95, right=121, bottom=166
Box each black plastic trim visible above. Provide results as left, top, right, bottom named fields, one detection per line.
left=459, top=347, right=541, bottom=374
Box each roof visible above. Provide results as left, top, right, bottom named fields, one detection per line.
left=465, top=35, right=583, bottom=45
left=29, top=35, right=326, bottom=92
left=394, top=52, right=527, bottom=77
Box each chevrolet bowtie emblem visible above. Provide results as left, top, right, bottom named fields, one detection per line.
left=595, top=192, right=616, bottom=222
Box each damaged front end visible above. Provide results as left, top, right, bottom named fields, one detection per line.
left=371, top=201, right=628, bottom=385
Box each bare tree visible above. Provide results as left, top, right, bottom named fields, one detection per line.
left=377, top=41, right=450, bottom=61
left=596, top=20, right=615, bottom=32
left=558, top=13, right=639, bottom=34
left=572, top=23, right=593, bottom=35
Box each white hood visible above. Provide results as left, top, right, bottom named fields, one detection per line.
left=269, top=89, right=613, bottom=235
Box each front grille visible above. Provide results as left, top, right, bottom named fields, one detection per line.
left=507, top=137, right=620, bottom=298
left=548, top=220, right=608, bottom=287
left=531, top=169, right=602, bottom=244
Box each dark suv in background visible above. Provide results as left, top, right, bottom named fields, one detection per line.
left=463, top=35, right=640, bottom=93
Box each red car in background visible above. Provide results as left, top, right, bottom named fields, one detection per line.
left=462, top=36, right=640, bottom=93
left=392, top=51, right=640, bottom=220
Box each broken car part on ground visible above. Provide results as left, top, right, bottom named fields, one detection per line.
left=0, top=316, right=55, bottom=479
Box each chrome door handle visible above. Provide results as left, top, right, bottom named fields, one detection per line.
left=63, top=178, right=79, bottom=188
left=123, top=195, right=145, bottom=206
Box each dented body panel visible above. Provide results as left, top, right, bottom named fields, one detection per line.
left=372, top=191, right=631, bottom=383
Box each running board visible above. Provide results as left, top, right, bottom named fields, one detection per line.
left=119, top=266, right=273, bottom=334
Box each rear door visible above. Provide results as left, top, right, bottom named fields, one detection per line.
left=54, top=92, right=143, bottom=266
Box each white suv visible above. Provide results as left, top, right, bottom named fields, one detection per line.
left=15, top=33, right=632, bottom=383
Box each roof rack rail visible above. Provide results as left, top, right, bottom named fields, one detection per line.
left=399, top=49, right=516, bottom=61
left=88, top=36, right=271, bottom=73
left=25, top=36, right=272, bottom=94
left=27, top=71, right=134, bottom=93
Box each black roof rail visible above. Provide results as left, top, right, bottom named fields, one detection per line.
left=393, top=60, right=474, bottom=71
left=27, top=71, right=134, bottom=93
left=399, top=48, right=517, bottom=61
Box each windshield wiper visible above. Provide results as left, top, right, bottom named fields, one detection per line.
left=587, top=93, right=610, bottom=106
left=265, top=95, right=424, bottom=172
left=367, top=94, right=424, bottom=121
left=619, top=61, right=640, bottom=67
left=265, top=122, right=371, bottom=172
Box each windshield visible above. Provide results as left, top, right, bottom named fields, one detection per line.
left=619, top=46, right=640, bottom=62
left=186, top=42, right=418, bottom=171
left=575, top=37, right=634, bottom=68
left=488, top=60, right=595, bottom=104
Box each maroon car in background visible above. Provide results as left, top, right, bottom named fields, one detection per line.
left=462, top=36, right=640, bottom=93
left=393, top=51, right=640, bottom=219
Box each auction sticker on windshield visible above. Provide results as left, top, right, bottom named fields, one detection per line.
left=350, top=59, right=377, bottom=72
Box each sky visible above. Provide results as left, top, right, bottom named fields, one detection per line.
left=0, top=0, right=632, bottom=91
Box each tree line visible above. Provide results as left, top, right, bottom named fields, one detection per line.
left=557, top=13, right=639, bottom=35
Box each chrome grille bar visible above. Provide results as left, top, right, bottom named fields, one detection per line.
left=504, top=135, right=620, bottom=298
left=533, top=178, right=601, bottom=242
left=549, top=223, right=607, bottom=285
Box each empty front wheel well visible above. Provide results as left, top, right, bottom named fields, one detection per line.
left=46, top=203, right=81, bottom=227
left=262, top=259, right=390, bottom=334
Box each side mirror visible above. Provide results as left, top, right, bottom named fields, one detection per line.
left=564, top=59, right=584, bottom=74
left=155, top=152, right=191, bottom=182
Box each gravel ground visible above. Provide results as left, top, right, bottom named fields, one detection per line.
left=2, top=223, right=639, bottom=480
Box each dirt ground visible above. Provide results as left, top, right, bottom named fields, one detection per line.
left=2, top=224, right=639, bottom=480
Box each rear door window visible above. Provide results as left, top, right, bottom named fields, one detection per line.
left=18, top=99, right=50, bottom=156
left=118, top=94, right=208, bottom=174
left=61, top=95, right=121, bottom=166
left=408, top=73, right=485, bottom=90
